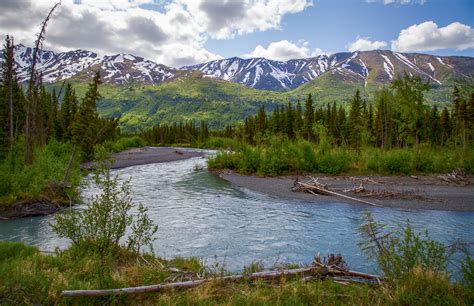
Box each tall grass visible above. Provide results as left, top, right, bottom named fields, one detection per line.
left=208, top=136, right=473, bottom=176
left=0, top=139, right=81, bottom=205
left=0, top=241, right=471, bottom=305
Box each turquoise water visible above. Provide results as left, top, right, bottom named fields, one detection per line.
left=1, top=151, right=473, bottom=273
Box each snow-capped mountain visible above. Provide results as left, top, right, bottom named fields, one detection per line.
left=5, top=44, right=473, bottom=91
left=10, top=44, right=177, bottom=85
left=183, top=50, right=473, bottom=91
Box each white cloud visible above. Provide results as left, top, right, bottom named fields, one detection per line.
left=347, top=37, right=387, bottom=52
left=181, top=0, right=313, bottom=39
left=391, top=21, right=474, bottom=52
left=366, top=0, right=426, bottom=5
left=242, top=40, right=322, bottom=61
left=0, top=0, right=311, bottom=67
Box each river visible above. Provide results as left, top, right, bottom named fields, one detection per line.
left=1, top=150, right=473, bottom=274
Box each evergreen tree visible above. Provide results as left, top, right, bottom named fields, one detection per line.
left=294, top=101, right=303, bottom=138
left=440, top=107, right=450, bottom=146
left=71, top=71, right=102, bottom=158
left=348, top=89, right=363, bottom=149
left=256, top=105, right=267, bottom=134
left=303, top=94, right=314, bottom=141
left=0, top=35, right=15, bottom=158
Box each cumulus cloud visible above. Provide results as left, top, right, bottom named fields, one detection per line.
left=391, top=21, right=474, bottom=52
left=0, top=0, right=311, bottom=67
left=242, top=40, right=323, bottom=61
left=347, top=37, right=387, bottom=52
left=182, top=0, right=312, bottom=39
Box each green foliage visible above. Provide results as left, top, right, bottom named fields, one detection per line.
left=316, top=150, right=352, bottom=175
left=461, top=256, right=474, bottom=291
left=0, top=240, right=471, bottom=305
left=378, top=150, right=413, bottom=175
left=358, top=211, right=449, bottom=281
left=51, top=155, right=158, bottom=259
left=203, top=137, right=241, bottom=150
left=0, top=241, right=38, bottom=262
left=392, top=268, right=467, bottom=306
left=105, top=136, right=146, bottom=153
left=0, top=139, right=81, bottom=204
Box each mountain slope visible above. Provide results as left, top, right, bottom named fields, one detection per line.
left=183, top=50, right=473, bottom=91
left=8, top=44, right=473, bottom=92
left=11, top=44, right=177, bottom=85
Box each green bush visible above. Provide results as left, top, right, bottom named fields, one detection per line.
left=107, top=136, right=146, bottom=153
left=382, top=150, right=414, bottom=174
left=0, top=139, right=81, bottom=204
left=238, top=146, right=261, bottom=174
left=203, top=137, right=242, bottom=150
left=207, top=151, right=240, bottom=170
left=359, top=211, right=448, bottom=281
left=316, top=150, right=352, bottom=175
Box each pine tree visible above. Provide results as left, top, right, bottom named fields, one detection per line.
left=440, top=107, right=450, bottom=146
left=256, top=105, right=267, bottom=134
left=303, top=94, right=314, bottom=141
left=0, top=35, right=15, bottom=158
left=71, top=71, right=102, bottom=158
left=348, top=89, right=363, bottom=149
left=294, top=101, right=303, bottom=138
left=467, top=93, right=474, bottom=144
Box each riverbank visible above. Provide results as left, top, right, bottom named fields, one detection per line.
left=82, top=146, right=206, bottom=170
left=1, top=147, right=205, bottom=219
left=1, top=241, right=471, bottom=305
left=217, top=171, right=474, bottom=212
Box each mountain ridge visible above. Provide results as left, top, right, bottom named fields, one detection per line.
left=6, top=44, right=473, bottom=92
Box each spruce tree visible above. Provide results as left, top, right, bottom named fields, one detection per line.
left=303, top=94, right=314, bottom=141
left=440, top=107, right=450, bottom=146
left=348, top=89, right=363, bottom=149
left=71, top=71, right=102, bottom=158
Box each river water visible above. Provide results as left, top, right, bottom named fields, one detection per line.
left=1, top=150, right=473, bottom=273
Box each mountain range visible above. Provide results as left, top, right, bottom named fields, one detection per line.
left=10, top=44, right=473, bottom=91
left=5, top=44, right=474, bottom=131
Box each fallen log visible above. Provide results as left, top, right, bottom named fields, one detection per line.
left=294, top=181, right=378, bottom=207
left=61, top=266, right=317, bottom=297
left=61, top=263, right=383, bottom=297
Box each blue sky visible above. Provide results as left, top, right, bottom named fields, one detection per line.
left=1, top=0, right=473, bottom=67
left=204, top=0, right=474, bottom=58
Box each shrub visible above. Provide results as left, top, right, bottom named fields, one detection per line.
left=108, top=136, right=146, bottom=153
left=358, top=211, right=449, bottom=281
left=0, top=139, right=81, bottom=204
left=461, top=256, right=474, bottom=291
left=238, top=146, right=261, bottom=174
left=51, top=152, right=158, bottom=258
left=316, top=151, right=352, bottom=175
left=207, top=151, right=239, bottom=170
left=381, top=150, right=414, bottom=174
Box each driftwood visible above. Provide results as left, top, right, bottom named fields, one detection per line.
left=343, top=184, right=365, bottom=193
left=61, top=267, right=317, bottom=297
left=61, top=256, right=382, bottom=297
left=293, top=178, right=378, bottom=207
left=437, top=168, right=469, bottom=186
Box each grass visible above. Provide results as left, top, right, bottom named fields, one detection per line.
left=0, top=241, right=471, bottom=305
left=0, top=139, right=81, bottom=206
left=207, top=137, right=474, bottom=176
